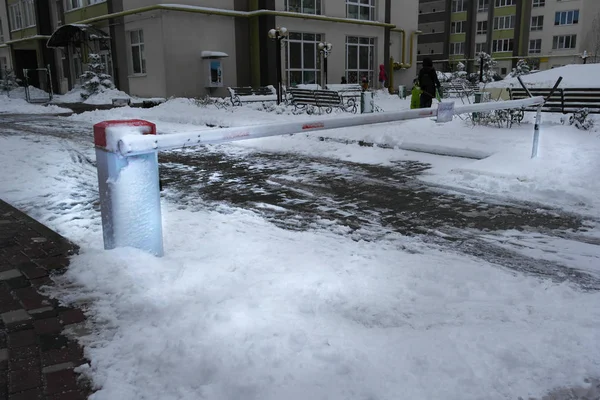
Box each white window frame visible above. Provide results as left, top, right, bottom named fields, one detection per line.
left=0, top=19, right=4, bottom=42
left=88, top=0, right=107, bottom=4
left=532, top=0, right=545, bottom=7
left=475, top=42, right=487, bottom=53
left=285, top=0, right=321, bottom=15
left=552, top=35, right=576, bottom=50
left=22, top=0, right=35, bottom=28
left=492, top=38, right=514, bottom=52
left=450, top=42, right=465, bottom=55
left=346, top=36, right=375, bottom=85
left=66, top=0, right=83, bottom=11
left=478, top=0, right=489, bottom=12
left=531, top=15, right=543, bottom=31
left=451, top=21, right=466, bottom=34
left=346, top=0, right=375, bottom=21
left=529, top=39, right=542, bottom=54
left=452, top=0, right=466, bottom=13
left=9, top=4, right=22, bottom=31
left=476, top=20, right=487, bottom=35
left=495, top=0, right=515, bottom=7
left=493, top=15, right=515, bottom=30
left=554, top=10, right=579, bottom=26
left=129, top=30, right=146, bottom=75
left=286, top=32, right=322, bottom=86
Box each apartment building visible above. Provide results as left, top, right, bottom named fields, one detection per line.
left=418, top=0, right=598, bottom=75
left=526, top=0, right=600, bottom=69
left=0, top=0, right=420, bottom=99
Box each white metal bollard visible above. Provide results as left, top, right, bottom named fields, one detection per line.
left=94, top=120, right=164, bottom=256
left=531, top=105, right=543, bottom=159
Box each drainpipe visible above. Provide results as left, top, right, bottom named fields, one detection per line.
left=384, top=0, right=392, bottom=93
left=391, top=28, right=407, bottom=68
left=405, top=30, right=422, bottom=69
left=249, top=0, right=260, bottom=87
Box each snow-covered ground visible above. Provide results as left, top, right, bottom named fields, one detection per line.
left=488, top=64, right=600, bottom=88
left=1, top=81, right=600, bottom=399
left=0, top=91, right=72, bottom=115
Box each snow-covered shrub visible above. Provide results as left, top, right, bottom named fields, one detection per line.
left=475, top=52, right=497, bottom=84
left=80, top=54, right=115, bottom=100
left=510, top=59, right=531, bottom=78
left=1, top=68, right=20, bottom=94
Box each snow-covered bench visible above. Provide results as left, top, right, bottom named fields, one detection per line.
left=326, top=84, right=362, bottom=93
left=288, top=88, right=357, bottom=114
left=228, top=86, right=277, bottom=106
left=509, top=87, right=600, bottom=114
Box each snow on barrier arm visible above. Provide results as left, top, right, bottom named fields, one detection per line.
left=95, top=95, right=544, bottom=256
left=116, top=96, right=545, bottom=157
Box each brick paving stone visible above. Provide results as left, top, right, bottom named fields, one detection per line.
left=58, top=310, right=85, bottom=326
left=41, top=343, right=83, bottom=368
left=33, top=318, right=62, bottom=335
left=29, top=277, right=53, bottom=289
left=39, top=334, right=69, bottom=352
left=9, top=345, right=39, bottom=361
left=8, top=329, right=36, bottom=348
left=5, top=276, right=30, bottom=290
left=0, top=270, right=22, bottom=281
left=45, top=369, right=78, bottom=395
left=9, top=357, right=40, bottom=371
left=47, top=390, right=87, bottom=400
left=42, top=362, right=74, bottom=374
left=8, top=369, right=42, bottom=393
left=1, top=310, right=32, bottom=325
left=19, top=264, right=48, bottom=280
left=6, top=253, right=29, bottom=266
left=13, top=288, right=50, bottom=310
left=8, top=388, right=44, bottom=400
left=28, top=307, right=58, bottom=320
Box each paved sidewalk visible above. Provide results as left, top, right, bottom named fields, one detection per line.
left=0, top=200, right=91, bottom=399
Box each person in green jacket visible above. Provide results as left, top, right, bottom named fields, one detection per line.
left=410, top=78, right=422, bottom=109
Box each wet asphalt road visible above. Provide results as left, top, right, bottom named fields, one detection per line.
left=2, top=114, right=600, bottom=291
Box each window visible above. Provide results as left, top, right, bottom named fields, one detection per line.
left=285, top=0, right=321, bottom=15
left=346, top=36, right=375, bottom=85
left=0, top=19, right=3, bottom=42
left=451, top=21, right=466, bottom=34
left=346, top=0, right=375, bottom=21
left=495, top=0, right=515, bottom=6
left=494, top=15, right=515, bottom=30
left=478, top=0, right=489, bottom=12
left=286, top=32, right=322, bottom=86
left=554, top=10, right=579, bottom=26
left=0, top=57, right=6, bottom=78
left=9, top=4, right=22, bottom=31
left=552, top=35, right=576, bottom=50
left=22, top=0, right=35, bottom=28
left=450, top=42, right=465, bottom=55
left=67, top=0, right=83, bottom=10
left=531, top=15, right=543, bottom=31
left=130, top=30, right=146, bottom=74
left=529, top=39, right=542, bottom=54
left=476, top=42, right=487, bottom=53
left=88, top=0, right=106, bottom=4
left=477, top=21, right=487, bottom=35
left=492, top=38, right=514, bottom=52
left=452, top=0, right=465, bottom=12
left=532, top=0, right=545, bottom=7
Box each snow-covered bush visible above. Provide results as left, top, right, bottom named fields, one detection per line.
left=510, top=59, right=531, bottom=78
left=80, top=54, right=115, bottom=100
left=1, top=68, right=20, bottom=94
left=475, top=52, right=498, bottom=84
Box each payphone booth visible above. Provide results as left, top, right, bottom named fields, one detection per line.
left=201, top=51, right=228, bottom=89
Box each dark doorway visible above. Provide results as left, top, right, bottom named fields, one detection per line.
left=14, top=50, right=39, bottom=88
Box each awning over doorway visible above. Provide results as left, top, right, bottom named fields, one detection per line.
left=47, top=24, right=110, bottom=48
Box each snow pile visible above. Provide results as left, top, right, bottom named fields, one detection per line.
left=0, top=94, right=72, bottom=115
left=48, top=207, right=600, bottom=400
left=488, top=64, right=600, bottom=88
left=55, top=87, right=131, bottom=105
left=8, top=85, right=50, bottom=100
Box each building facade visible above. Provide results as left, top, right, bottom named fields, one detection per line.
left=417, top=0, right=600, bottom=74
left=0, top=0, right=420, bottom=99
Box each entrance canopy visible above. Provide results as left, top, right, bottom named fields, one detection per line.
left=47, top=24, right=110, bottom=48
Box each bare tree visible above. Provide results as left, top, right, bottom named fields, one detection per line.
left=588, top=12, right=600, bottom=63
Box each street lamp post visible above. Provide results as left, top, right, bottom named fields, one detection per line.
left=318, top=41, right=333, bottom=87
left=268, top=26, right=288, bottom=105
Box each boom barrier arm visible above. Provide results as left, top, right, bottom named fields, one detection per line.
left=117, top=96, right=545, bottom=157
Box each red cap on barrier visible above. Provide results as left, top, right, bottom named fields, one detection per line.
left=94, top=120, right=157, bottom=149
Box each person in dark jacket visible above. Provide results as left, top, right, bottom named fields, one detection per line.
left=418, top=57, right=442, bottom=108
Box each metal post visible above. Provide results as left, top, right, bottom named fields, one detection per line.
left=94, top=120, right=164, bottom=256
left=479, top=57, right=484, bottom=83
left=275, top=35, right=282, bottom=105
left=323, top=53, right=328, bottom=87
left=531, top=105, right=542, bottom=159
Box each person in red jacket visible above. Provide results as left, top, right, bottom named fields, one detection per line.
left=378, top=64, right=387, bottom=90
